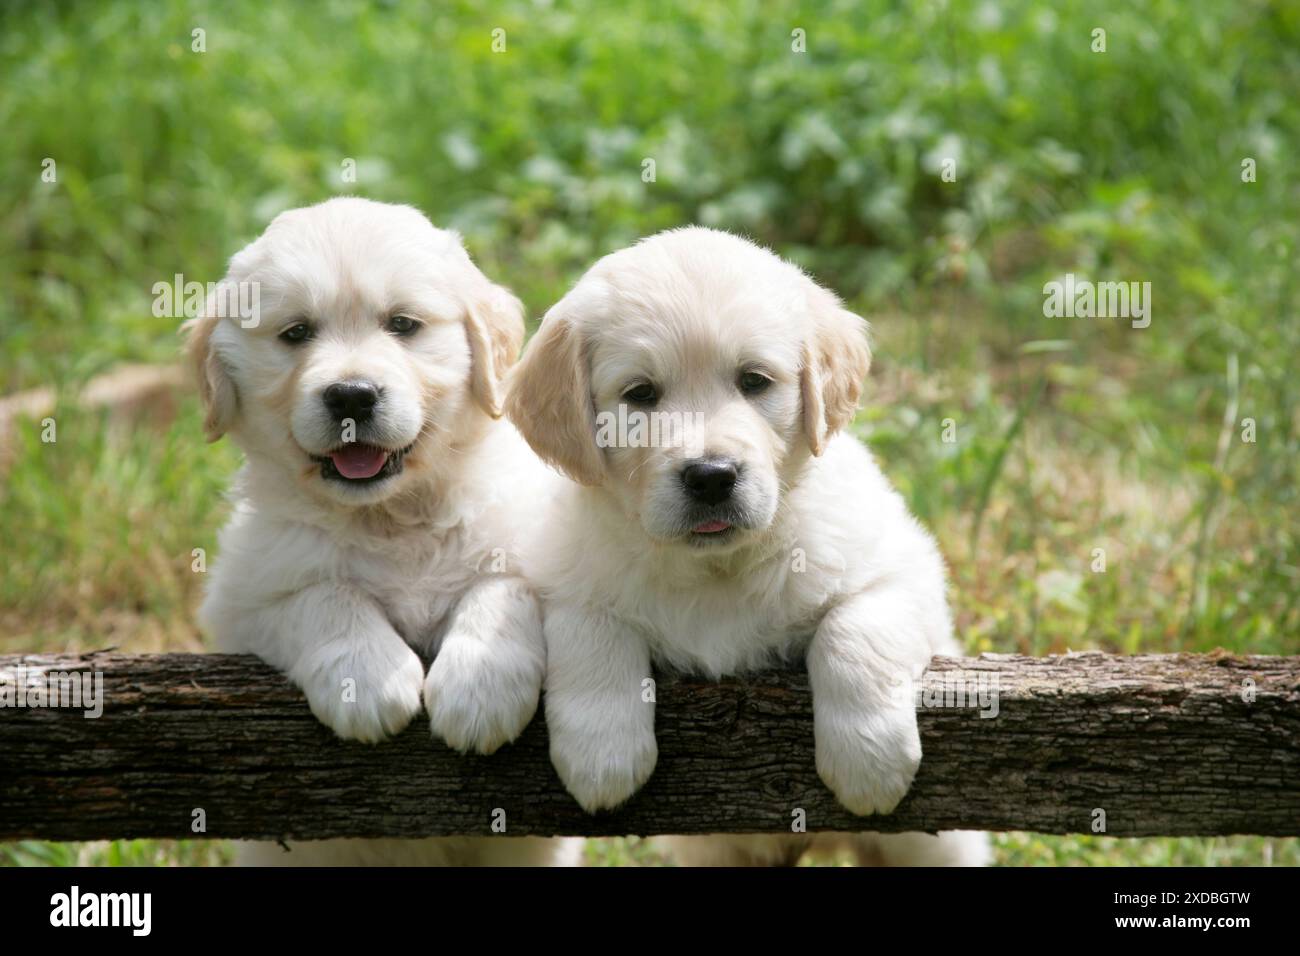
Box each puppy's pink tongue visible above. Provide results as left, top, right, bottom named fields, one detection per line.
left=692, top=520, right=731, bottom=533
left=330, top=444, right=388, bottom=479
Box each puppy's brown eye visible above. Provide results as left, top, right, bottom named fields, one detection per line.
left=622, top=382, right=658, bottom=405
left=739, top=371, right=772, bottom=395
left=279, top=323, right=313, bottom=344
left=387, top=314, right=420, bottom=336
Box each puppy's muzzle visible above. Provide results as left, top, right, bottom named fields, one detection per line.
left=681, top=458, right=738, bottom=505
left=323, top=380, right=381, bottom=423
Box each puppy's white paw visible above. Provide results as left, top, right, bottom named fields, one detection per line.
left=549, top=712, right=658, bottom=813
left=815, top=702, right=922, bottom=816
left=424, top=638, right=541, bottom=754
left=297, top=641, right=425, bottom=744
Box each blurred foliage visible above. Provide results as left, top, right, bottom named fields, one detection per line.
left=3, top=0, right=1297, bottom=383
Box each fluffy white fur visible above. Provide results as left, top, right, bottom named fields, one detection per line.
left=190, top=197, right=578, bottom=866
left=506, top=227, right=988, bottom=866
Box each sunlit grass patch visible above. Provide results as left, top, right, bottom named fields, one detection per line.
left=994, top=833, right=1300, bottom=867
left=0, top=840, right=233, bottom=867
left=0, top=398, right=240, bottom=652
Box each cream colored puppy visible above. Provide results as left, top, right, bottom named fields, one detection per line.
left=506, top=227, right=987, bottom=866
left=188, top=197, right=577, bottom=866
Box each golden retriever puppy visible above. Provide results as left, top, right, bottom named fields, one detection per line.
left=187, top=197, right=578, bottom=866
left=505, top=227, right=987, bottom=866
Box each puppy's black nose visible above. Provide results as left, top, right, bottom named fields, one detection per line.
left=681, top=460, right=738, bottom=505
left=323, top=381, right=380, bottom=422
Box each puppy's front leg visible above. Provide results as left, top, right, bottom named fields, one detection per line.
left=807, top=585, right=936, bottom=816
left=424, top=577, right=545, bottom=754
left=261, top=583, right=425, bottom=743
left=544, top=604, right=657, bottom=813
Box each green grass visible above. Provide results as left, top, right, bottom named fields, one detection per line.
left=995, top=833, right=1299, bottom=867
left=1, top=0, right=1296, bottom=865
left=1, top=398, right=240, bottom=652
left=1, top=839, right=232, bottom=867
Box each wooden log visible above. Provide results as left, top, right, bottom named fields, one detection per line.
left=1, top=651, right=1297, bottom=840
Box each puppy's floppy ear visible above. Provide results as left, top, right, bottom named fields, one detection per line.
left=182, top=297, right=238, bottom=442
left=801, top=285, right=872, bottom=456
left=503, top=297, right=604, bottom=485
left=465, top=283, right=525, bottom=418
